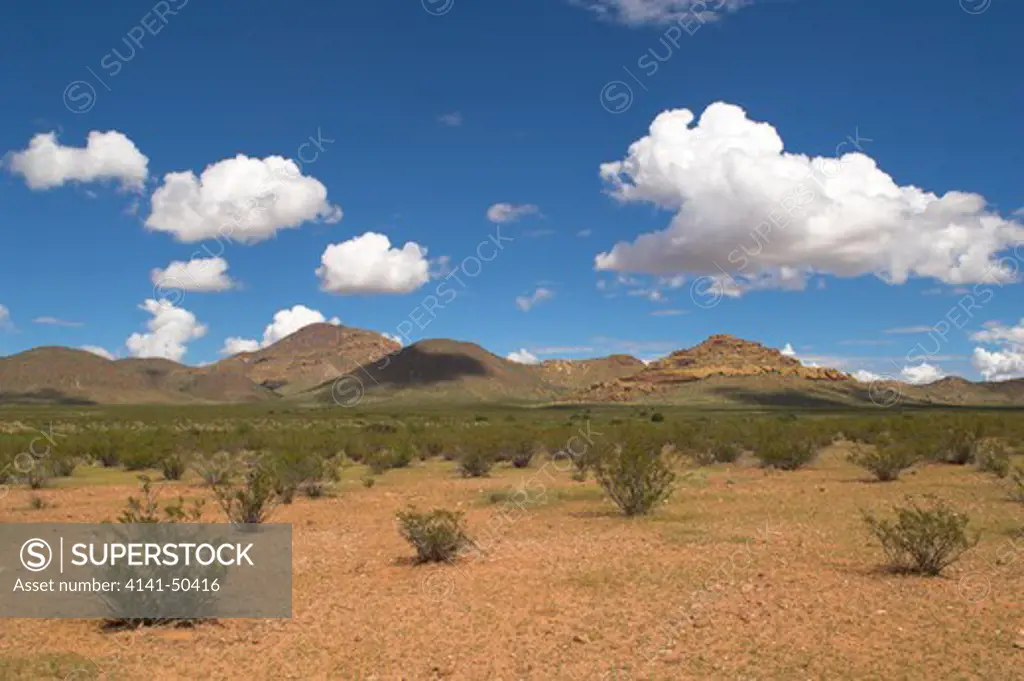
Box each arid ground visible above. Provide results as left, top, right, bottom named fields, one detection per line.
left=0, top=437, right=1021, bottom=681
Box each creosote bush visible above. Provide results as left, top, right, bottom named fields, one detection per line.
left=974, top=440, right=1011, bottom=478
left=457, top=448, right=494, bottom=478
left=160, top=453, right=188, bottom=481
left=212, top=460, right=279, bottom=525
left=862, top=495, right=978, bottom=576
left=118, top=475, right=204, bottom=524
left=848, top=437, right=919, bottom=482
left=753, top=425, right=819, bottom=471
left=395, top=507, right=474, bottom=563
left=595, top=429, right=675, bottom=516
left=1007, top=467, right=1024, bottom=504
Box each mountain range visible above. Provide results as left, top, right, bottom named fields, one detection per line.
left=1, top=324, right=1021, bottom=408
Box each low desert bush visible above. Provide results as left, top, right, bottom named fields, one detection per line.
left=395, top=507, right=474, bottom=563
left=159, top=453, right=188, bottom=481
left=29, top=494, right=49, bottom=510
left=510, top=437, right=538, bottom=469
left=196, top=452, right=235, bottom=487
left=862, top=496, right=978, bottom=576
left=25, top=464, right=50, bottom=490
left=118, top=475, right=204, bottom=524
left=49, top=454, right=78, bottom=478
left=1008, top=467, right=1024, bottom=503
left=974, top=440, right=1011, bottom=478
left=212, top=460, right=279, bottom=525
left=457, top=448, right=494, bottom=478
left=594, top=430, right=675, bottom=516
left=754, top=430, right=818, bottom=471
left=848, top=437, right=919, bottom=482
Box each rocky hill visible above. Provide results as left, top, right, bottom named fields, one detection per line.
left=577, top=335, right=849, bottom=403
left=312, top=338, right=561, bottom=404
left=211, top=323, right=401, bottom=395
left=534, top=354, right=645, bottom=390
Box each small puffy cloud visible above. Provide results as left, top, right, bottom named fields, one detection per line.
left=317, top=232, right=430, bottom=295
left=438, top=112, right=464, bottom=127
left=33, top=316, right=83, bottom=327
left=507, top=348, right=540, bottom=365
left=515, top=287, right=553, bottom=312
left=0, top=304, right=11, bottom=329
left=972, top=347, right=1024, bottom=382
left=573, top=0, right=750, bottom=26
left=150, top=257, right=236, bottom=292
left=220, top=337, right=261, bottom=356
left=650, top=309, right=686, bottom=316
left=780, top=343, right=796, bottom=358
left=81, top=345, right=115, bottom=360
left=4, top=130, right=148, bottom=191
left=125, top=299, right=207, bottom=362
left=577, top=229, right=593, bottom=238
left=146, top=155, right=341, bottom=243
left=901, top=362, right=945, bottom=385
left=594, top=103, right=1024, bottom=293
left=220, top=304, right=340, bottom=355
left=382, top=332, right=405, bottom=347
left=487, top=202, right=539, bottom=223
left=851, top=369, right=883, bottom=383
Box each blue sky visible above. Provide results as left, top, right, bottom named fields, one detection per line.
left=1, top=0, right=1023, bottom=383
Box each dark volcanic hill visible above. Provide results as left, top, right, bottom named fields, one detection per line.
left=312, top=338, right=560, bottom=403
left=211, top=323, right=401, bottom=395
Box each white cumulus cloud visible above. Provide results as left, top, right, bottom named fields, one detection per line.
left=317, top=232, right=430, bottom=294
left=125, top=299, right=207, bottom=362
left=487, top=202, right=539, bottom=223
left=507, top=348, right=540, bottom=365
left=851, top=369, right=883, bottom=383
left=594, top=103, right=1024, bottom=294
left=780, top=343, right=796, bottom=357
left=81, top=345, right=115, bottom=360
left=150, top=257, right=236, bottom=292
left=146, top=155, right=341, bottom=243
left=901, top=362, right=945, bottom=385
left=515, top=287, right=553, bottom=312
left=972, top=347, right=1024, bottom=382
left=219, top=304, right=340, bottom=355
left=0, top=304, right=10, bottom=329
left=5, top=131, right=148, bottom=191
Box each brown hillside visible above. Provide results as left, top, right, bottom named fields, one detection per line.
left=533, top=354, right=645, bottom=390
left=212, top=323, right=400, bottom=395
left=314, top=338, right=559, bottom=403
left=0, top=348, right=273, bottom=404
left=579, top=335, right=850, bottom=402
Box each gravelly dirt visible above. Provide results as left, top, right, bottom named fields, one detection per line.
left=0, top=446, right=1020, bottom=680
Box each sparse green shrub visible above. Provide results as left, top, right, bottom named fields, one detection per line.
left=29, top=494, right=49, bottom=510
left=272, top=450, right=338, bottom=500
left=362, top=475, right=376, bottom=488
left=49, top=454, right=78, bottom=478
left=457, top=448, right=494, bottom=478
left=848, top=437, right=919, bottom=481
left=753, top=425, right=819, bottom=471
left=594, top=430, right=676, bottom=516
left=510, top=437, right=537, bottom=469
left=939, top=423, right=984, bottom=464
left=862, top=496, right=978, bottom=576
left=974, top=440, right=1011, bottom=478
left=212, top=460, right=279, bottom=525
left=650, top=412, right=665, bottom=423
left=25, top=464, right=50, bottom=490
left=396, top=507, right=474, bottom=563
left=1008, top=467, right=1024, bottom=503
left=160, top=453, right=188, bottom=481
left=118, top=475, right=204, bottom=524
left=196, top=452, right=235, bottom=487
